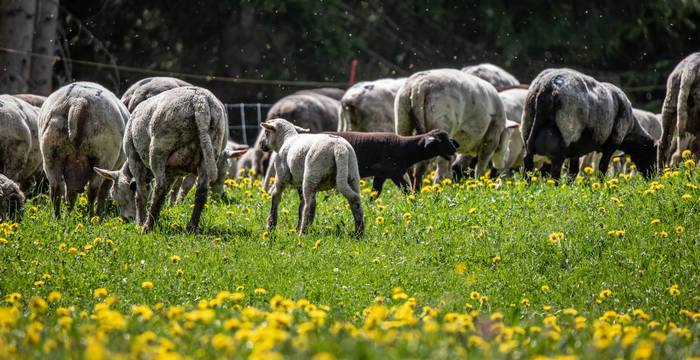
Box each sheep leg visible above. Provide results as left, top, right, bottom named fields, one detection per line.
left=598, top=145, right=616, bottom=177
left=337, top=175, right=364, bottom=238
left=391, top=176, right=411, bottom=194
left=66, top=191, right=78, bottom=214
left=49, top=181, right=62, bottom=219
left=177, top=175, right=197, bottom=203
left=299, top=189, right=317, bottom=236
left=186, top=170, right=209, bottom=234
left=412, top=160, right=429, bottom=192
left=548, top=155, right=565, bottom=181
left=128, top=161, right=150, bottom=226
left=296, top=189, right=304, bottom=231
left=523, top=151, right=535, bottom=176
left=142, top=153, right=170, bottom=233
left=169, top=177, right=183, bottom=205
left=567, top=157, right=579, bottom=179
left=267, top=177, right=288, bottom=232
left=371, top=177, right=387, bottom=198
left=433, top=157, right=451, bottom=184
left=96, top=179, right=111, bottom=215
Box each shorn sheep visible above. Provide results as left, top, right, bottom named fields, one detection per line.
left=522, top=68, right=657, bottom=179
left=0, top=95, right=43, bottom=191
left=39, top=82, right=129, bottom=218
left=95, top=86, right=246, bottom=233
left=657, top=52, right=700, bottom=170
left=260, top=118, right=364, bottom=237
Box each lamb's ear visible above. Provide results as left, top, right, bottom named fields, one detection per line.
left=424, top=136, right=436, bottom=148
left=293, top=125, right=311, bottom=133
left=261, top=123, right=276, bottom=131
left=224, top=149, right=248, bottom=158
left=505, top=119, right=520, bottom=129
left=93, top=167, right=119, bottom=181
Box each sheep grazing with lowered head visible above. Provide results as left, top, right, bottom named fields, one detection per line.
left=39, top=82, right=129, bottom=218
left=0, top=174, right=25, bottom=223
left=338, top=78, right=406, bottom=133
left=95, top=86, right=246, bottom=234
left=0, top=95, right=43, bottom=191
left=522, top=68, right=657, bottom=180
left=657, top=52, right=700, bottom=170
left=260, top=118, right=364, bottom=237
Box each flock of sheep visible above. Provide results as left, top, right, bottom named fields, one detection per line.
left=0, top=51, right=698, bottom=237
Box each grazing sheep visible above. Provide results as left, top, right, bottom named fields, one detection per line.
left=242, top=91, right=341, bottom=178
left=121, top=77, right=192, bottom=112
left=266, top=129, right=458, bottom=197
left=39, top=82, right=129, bottom=218
left=395, top=68, right=519, bottom=187
left=296, top=87, right=346, bottom=101
left=578, top=109, right=662, bottom=175
left=522, top=68, right=657, bottom=180
left=461, top=63, right=520, bottom=88
left=0, top=174, right=25, bottom=222
left=12, top=94, right=47, bottom=107
left=94, top=86, right=245, bottom=233
left=451, top=88, right=529, bottom=180
left=260, top=118, right=364, bottom=237
left=0, top=95, right=43, bottom=191
left=338, top=78, right=406, bottom=132
left=657, top=52, right=700, bottom=169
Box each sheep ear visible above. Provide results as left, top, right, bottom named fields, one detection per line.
left=225, top=149, right=248, bottom=158
left=451, top=139, right=460, bottom=149
left=261, top=123, right=276, bottom=131
left=293, top=125, right=311, bottom=133
left=94, top=167, right=119, bottom=181
left=424, top=136, right=436, bottom=148
left=505, top=120, right=520, bottom=129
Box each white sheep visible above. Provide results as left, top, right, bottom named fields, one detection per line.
left=260, top=118, right=364, bottom=237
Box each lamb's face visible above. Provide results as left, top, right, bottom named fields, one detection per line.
left=425, top=130, right=459, bottom=160
left=260, top=122, right=279, bottom=152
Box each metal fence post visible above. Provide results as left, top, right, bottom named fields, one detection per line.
left=239, top=103, right=247, bottom=145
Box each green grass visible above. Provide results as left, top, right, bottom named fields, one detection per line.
left=0, top=163, right=698, bottom=359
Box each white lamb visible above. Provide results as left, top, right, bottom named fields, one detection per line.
left=260, top=118, right=364, bottom=237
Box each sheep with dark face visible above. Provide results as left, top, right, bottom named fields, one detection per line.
left=338, top=78, right=406, bottom=133
left=395, top=68, right=519, bottom=187
left=657, top=52, right=700, bottom=169
left=461, top=63, right=520, bottom=88
left=39, top=82, right=129, bottom=218
left=0, top=174, right=25, bottom=223
left=121, top=77, right=192, bottom=112
left=0, top=95, right=42, bottom=191
left=522, top=68, right=657, bottom=179
left=94, top=86, right=245, bottom=233
left=261, top=118, right=364, bottom=237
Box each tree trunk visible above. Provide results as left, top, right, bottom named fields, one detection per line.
left=0, top=0, right=37, bottom=94
left=28, top=0, right=59, bottom=95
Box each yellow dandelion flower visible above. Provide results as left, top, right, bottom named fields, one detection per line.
left=584, top=167, right=594, bottom=175
left=651, top=219, right=660, bottom=224
left=170, top=255, right=181, bottom=262
left=591, top=182, right=601, bottom=190
left=403, top=212, right=412, bottom=220
left=34, top=281, right=45, bottom=286
left=520, top=298, right=530, bottom=307
left=599, top=289, right=612, bottom=298
left=669, top=284, right=680, bottom=296
left=372, top=258, right=380, bottom=263
left=375, top=216, right=385, bottom=224
left=254, top=288, right=266, bottom=295
left=454, top=262, right=467, bottom=274
left=176, top=269, right=184, bottom=276
left=548, top=232, right=564, bottom=243
left=675, top=225, right=684, bottom=234
left=681, top=193, right=692, bottom=199
left=541, top=285, right=550, bottom=291
left=47, top=291, right=61, bottom=303
left=68, top=247, right=77, bottom=254
left=312, top=240, right=321, bottom=250
left=563, top=308, right=578, bottom=316
left=93, top=288, right=108, bottom=298
left=492, top=256, right=501, bottom=263
left=469, top=291, right=480, bottom=300
left=141, top=281, right=154, bottom=289
left=658, top=231, right=668, bottom=237
left=685, top=159, right=695, bottom=168
left=543, top=305, right=552, bottom=311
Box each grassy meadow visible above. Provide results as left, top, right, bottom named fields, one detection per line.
left=0, top=158, right=699, bottom=359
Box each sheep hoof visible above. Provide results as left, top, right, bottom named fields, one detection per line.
left=186, top=223, right=198, bottom=234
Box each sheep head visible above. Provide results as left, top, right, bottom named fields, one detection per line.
left=424, top=129, right=459, bottom=160
left=260, top=118, right=310, bottom=152
left=94, top=164, right=137, bottom=220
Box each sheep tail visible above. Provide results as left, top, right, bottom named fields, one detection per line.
left=67, top=97, right=88, bottom=144
left=333, top=144, right=357, bottom=195
left=193, top=92, right=218, bottom=184
left=526, top=80, right=555, bottom=154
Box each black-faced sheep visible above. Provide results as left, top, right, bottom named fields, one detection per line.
left=95, top=86, right=245, bottom=233
left=522, top=68, right=657, bottom=180
left=39, top=82, right=129, bottom=218
left=0, top=174, right=25, bottom=223
left=395, top=68, right=519, bottom=186
left=657, top=52, right=700, bottom=169
left=260, top=118, right=364, bottom=237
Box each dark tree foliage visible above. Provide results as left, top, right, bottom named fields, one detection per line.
left=60, top=0, right=699, bottom=109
